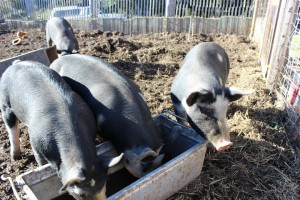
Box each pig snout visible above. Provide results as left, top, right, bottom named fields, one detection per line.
left=124, top=146, right=164, bottom=178
left=209, top=134, right=233, bottom=152
left=60, top=167, right=107, bottom=200
left=215, top=139, right=233, bottom=152
left=215, top=120, right=233, bottom=151
left=207, top=125, right=233, bottom=152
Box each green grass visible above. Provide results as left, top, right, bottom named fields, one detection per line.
left=289, top=34, right=300, bottom=58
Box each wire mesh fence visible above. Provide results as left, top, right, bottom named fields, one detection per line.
left=278, top=4, right=300, bottom=134
left=175, top=0, right=254, bottom=18
left=0, top=0, right=255, bottom=21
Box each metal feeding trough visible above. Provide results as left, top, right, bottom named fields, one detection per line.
left=15, top=114, right=207, bottom=200
left=0, top=46, right=57, bottom=74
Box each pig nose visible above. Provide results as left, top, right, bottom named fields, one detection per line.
left=216, top=141, right=233, bottom=152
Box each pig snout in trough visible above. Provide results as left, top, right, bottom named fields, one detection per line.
left=46, top=17, right=79, bottom=57
left=171, top=42, right=254, bottom=152
left=50, top=54, right=164, bottom=178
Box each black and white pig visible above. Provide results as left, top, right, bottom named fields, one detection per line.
left=0, top=60, right=122, bottom=200
left=50, top=54, right=164, bottom=178
left=46, top=17, right=79, bottom=56
left=171, top=42, right=253, bottom=152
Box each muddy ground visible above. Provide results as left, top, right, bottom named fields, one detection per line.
left=0, top=28, right=299, bottom=200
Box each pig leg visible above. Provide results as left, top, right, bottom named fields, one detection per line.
left=171, top=94, right=190, bottom=126
left=173, top=105, right=190, bottom=127
left=1, top=107, right=21, bottom=160
left=31, top=145, right=47, bottom=166
left=46, top=32, right=53, bottom=47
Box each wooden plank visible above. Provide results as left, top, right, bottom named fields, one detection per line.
left=220, top=17, right=228, bottom=34
left=183, top=17, right=189, bottom=33
left=245, top=18, right=252, bottom=36
left=132, top=18, right=137, bottom=35
left=200, top=18, right=206, bottom=34
left=210, top=18, right=219, bottom=34
left=206, top=18, right=212, bottom=34
left=193, top=18, right=199, bottom=34
left=154, top=17, right=158, bottom=33
left=142, top=18, right=147, bottom=34
left=176, top=18, right=181, bottom=33
left=153, top=17, right=156, bottom=33
left=259, top=1, right=279, bottom=76
left=236, top=17, right=242, bottom=35
left=228, top=16, right=234, bottom=34
left=158, top=18, right=163, bottom=33
left=169, top=18, right=174, bottom=33
left=198, top=18, right=204, bottom=34
left=157, top=17, right=162, bottom=33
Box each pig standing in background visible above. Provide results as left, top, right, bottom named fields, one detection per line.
left=171, top=42, right=253, bottom=152
left=0, top=60, right=122, bottom=200
left=50, top=54, right=164, bottom=178
left=46, top=17, right=79, bottom=56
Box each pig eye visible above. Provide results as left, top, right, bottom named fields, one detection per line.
left=199, top=106, right=213, bottom=115
left=125, top=158, right=130, bottom=164
left=199, top=107, right=217, bottom=120
left=204, top=116, right=210, bottom=121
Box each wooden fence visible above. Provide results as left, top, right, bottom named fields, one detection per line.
left=4, top=16, right=252, bottom=35
left=1, top=0, right=254, bottom=35
left=253, top=0, right=300, bottom=135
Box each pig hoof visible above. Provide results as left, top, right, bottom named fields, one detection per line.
left=11, top=153, right=21, bottom=161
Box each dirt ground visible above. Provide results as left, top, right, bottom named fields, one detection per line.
left=0, top=28, right=299, bottom=200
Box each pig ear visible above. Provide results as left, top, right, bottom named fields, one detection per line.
left=60, top=51, right=68, bottom=56
left=225, top=87, right=255, bottom=102
left=139, top=149, right=157, bottom=162
left=186, top=90, right=214, bottom=106
left=59, top=169, right=86, bottom=194
left=102, top=153, right=124, bottom=168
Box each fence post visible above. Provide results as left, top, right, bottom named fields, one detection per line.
left=165, top=0, right=176, bottom=17
left=249, top=0, right=259, bottom=38
left=266, top=0, right=299, bottom=90
left=89, top=0, right=97, bottom=18
left=25, top=0, right=35, bottom=20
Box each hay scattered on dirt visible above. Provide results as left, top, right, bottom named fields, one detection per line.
left=0, top=29, right=299, bottom=199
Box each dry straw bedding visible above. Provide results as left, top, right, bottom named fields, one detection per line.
left=0, top=29, right=299, bottom=199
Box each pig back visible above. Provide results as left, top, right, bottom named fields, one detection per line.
left=50, top=55, right=162, bottom=152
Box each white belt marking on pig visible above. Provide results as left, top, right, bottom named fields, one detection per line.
left=4, top=120, right=20, bottom=158
left=97, top=184, right=107, bottom=200
left=138, top=92, right=147, bottom=103
left=217, top=53, right=224, bottom=63
left=90, top=179, right=95, bottom=187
